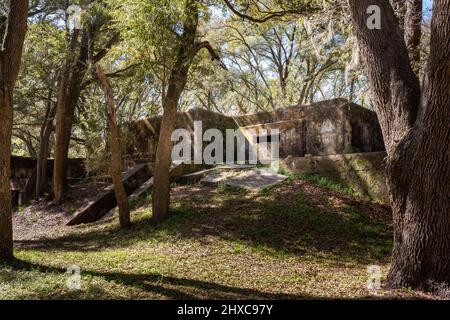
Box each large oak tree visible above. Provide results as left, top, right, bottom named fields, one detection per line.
left=348, top=0, right=450, bottom=293
left=224, top=0, right=449, bottom=294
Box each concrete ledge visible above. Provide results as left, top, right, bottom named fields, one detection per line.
left=281, top=152, right=388, bottom=203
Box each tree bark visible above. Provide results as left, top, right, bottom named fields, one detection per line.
left=36, top=91, right=56, bottom=198
left=52, top=28, right=116, bottom=205
left=152, top=0, right=199, bottom=223
left=348, top=76, right=355, bottom=103
left=94, top=66, right=131, bottom=228
left=386, top=1, right=450, bottom=292
left=52, top=30, right=81, bottom=204
left=391, top=0, right=406, bottom=32
left=0, top=82, right=14, bottom=260
left=0, top=0, right=29, bottom=260
left=348, top=0, right=450, bottom=294
left=53, top=28, right=91, bottom=204
left=348, top=0, right=420, bottom=152
left=405, top=0, right=423, bottom=68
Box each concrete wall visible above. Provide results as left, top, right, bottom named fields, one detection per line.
left=281, top=152, right=389, bottom=203
left=124, top=100, right=386, bottom=173
left=124, top=108, right=238, bottom=163
left=10, top=156, right=86, bottom=208
left=239, top=119, right=305, bottom=159
left=236, top=99, right=385, bottom=157
left=10, top=156, right=85, bottom=180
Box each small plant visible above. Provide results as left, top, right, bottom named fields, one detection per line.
left=130, top=190, right=152, bottom=209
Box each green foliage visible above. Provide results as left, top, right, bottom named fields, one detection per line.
left=13, top=21, right=65, bottom=157
left=12, top=0, right=372, bottom=165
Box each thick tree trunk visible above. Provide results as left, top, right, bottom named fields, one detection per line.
left=348, top=0, right=420, bottom=152
left=0, top=81, right=14, bottom=260
left=152, top=0, right=199, bottom=223
left=94, top=66, right=131, bottom=228
left=348, top=0, right=450, bottom=293
left=386, top=124, right=450, bottom=292
left=386, top=1, right=450, bottom=292
left=0, top=0, right=29, bottom=260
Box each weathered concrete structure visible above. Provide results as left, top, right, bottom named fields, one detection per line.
left=125, top=99, right=385, bottom=163
left=235, top=98, right=385, bottom=158
left=12, top=98, right=386, bottom=220
left=123, top=99, right=387, bottom=203
left=281, top=152, right=389, bottom=203
left=124, top=108, right=238, bottom=163
left=10, top=156, right=85, bottom=207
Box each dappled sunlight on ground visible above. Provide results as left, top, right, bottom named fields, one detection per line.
left=2, top=178, right=437, bottom=300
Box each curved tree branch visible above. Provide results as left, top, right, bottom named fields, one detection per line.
left=192, top=41, right=228, bottom=70
left=222, top=0, right=318, bottom=23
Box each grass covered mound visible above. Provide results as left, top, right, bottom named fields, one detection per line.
left=0, top=177, right=435, bottom=299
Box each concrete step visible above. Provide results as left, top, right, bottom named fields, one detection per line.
left=67, top=163, right=152, bottom=226
left=200, top=171, right=235, bottom=187
left=178, top=164, right=256, bottom=185
left=128, top=177, right=154, bottom=203
left=216, top=164, right=257, bottom=172
left=200, top=169, right=288, bottom=191
left=72, top=163, right=210, bottom=225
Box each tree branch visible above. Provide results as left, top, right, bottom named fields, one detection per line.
left=80, top=63, right=141, bottom=90
left=222, top=0, right=317, bottom=23
left=192, top=41, right=228, bottom=70
left=93, top=32, right=120, bottom=63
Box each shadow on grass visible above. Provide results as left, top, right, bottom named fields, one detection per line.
left=6, top=259, right=314, bottom=300
left=15, top=180, right=393, bottom=264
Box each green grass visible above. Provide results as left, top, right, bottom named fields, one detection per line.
left=279, top=168, right=357, bottom=197
left=0, top=178, right=433, bottom=300
left=129, top=189, right=152, bottom=209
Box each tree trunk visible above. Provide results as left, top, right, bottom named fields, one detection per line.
left=53, top=30, right=88, bottom=204
left=0, top=0, right=29, bottom=260
left=152, top=0, right=199, bottom=223
left=52, top=30, right=80, bottom=204
left=391, top=0, right=406, bottom=32
left=348, top=0, right=421, bottom=152
left=0, top=79, right=15, bottom=260
left=52, top=27, right=115, bottom=205
left=405, top=0, right=423, bottom=68
left=36, top=92, right=56, bottom=198
left=348, top=0, right=450, bottom=293
left=348, top=76, right=355, bottom=103
left=386, top=1, right=450, bottom=292
left=94, top=66, right=131, bottom=228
